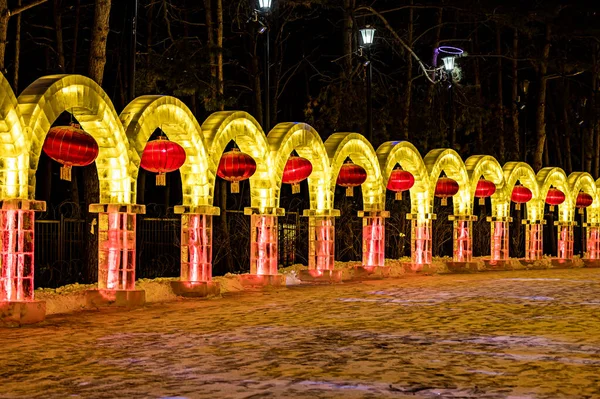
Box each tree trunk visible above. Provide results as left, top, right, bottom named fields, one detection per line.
left=146, top=1, right=152, bottom=68
left=473, top=25, right=483, bottom=153
left=53, top=0, right=65, bottom=72
left=216, top=0, right=223, bottom=111
left=204, top=0, right=216, bottom=108
left=341, top=0, right=355, bottom=78
left=495, top=24, right=505, bottom=160
left=562, top=81, right=573, bottom=174
left=594, top=43, right=600, bottom=178
left=510, top=28, right=520, bottom=160
left=13, top=0, right=21, bottom=91
left=533, top=24, right=551, bottom=172
left=70, top=0, right=80, bottom=73
left=0, top=0, right=10, bottom=74
left=88, top=0, right=111, bottom=85
left=401, top=0, right=413, bottom=140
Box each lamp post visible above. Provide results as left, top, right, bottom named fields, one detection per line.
left=436, top=46, right=462, bottom=149
left=359, top=26, right=375, bottom=143
left=256, top=0, right=272, bottom=131
left=519, top=79, right=530, bottom=162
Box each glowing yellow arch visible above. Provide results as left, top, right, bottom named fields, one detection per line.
left=536, top=167, right=571, bottom=222
left=569, top=172, right=598, bottom=224
left=0, top=73, right=28, bottom=199
left=423, top=149, right=470, bottom=215
left=325, top=133, right=384, bottom=212
left=202, top=111, right=275, bottom=210
left=376, top=141, right=431, bottom=214
left=121, top=95, right=212, bottom=207
left=18, top=74, right=131, bottom=204
left=268, top=122, right=331, bottom=211
left=465, top=155, right=507, bottom=217
left=503, top=162, right=540, bottom=220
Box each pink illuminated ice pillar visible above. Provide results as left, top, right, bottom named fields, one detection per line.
left=449, top=215, right=477, bottom=263
left=0, top=200, right=45, bottom=304
left=91, top=204, right=145, bottom=291
left=487, top=217, right=511, bottom=262
left=407, top=214, right=434, bottom=268
left=555, top=222, right=574, bottom=260
left=246, top=208, right=283, bottom=276
left=358, top=211, right=389, bottom=268
left=308, top=216, right=335, bottom=271
left=181, top=214, right=213, bottom=281
left=523, top=220, right=545, bottom=261
left=585, top=225, right=600, bottom=260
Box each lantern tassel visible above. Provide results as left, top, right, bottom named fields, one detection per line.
left=395, top=192, right=402, bottom=201
left=479, top=198, right=485, bottom=206
left=60, top=165, right=72, bottom=181
left=515, top=203, right=521, bottom=211
left=292, top=183, right=300, bottom=194
left=441, top=197, right=448, bottom=206
left=156, top=173, right=166, bottom=186
left=549, top=205, right=555, bottom=212
left=231, top=181, right=240, bottom=194
left=579, top=208, right=584, bottom=215
left=346, top=187, right=354, bottom=197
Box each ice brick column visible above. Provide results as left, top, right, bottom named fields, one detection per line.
left=555, top=222, right=575, bottom=260
left=487, top=217, right=512, bottom=262
left=0, top=200, right=45, bottom=303
left=359, top=211, right=390, bottom=268
left=585, top=225, right=600, bottom=260
left=308, top=216, right=335, bottom=271
left=245, top=207, right=284, bottom=276
left=449, top=215, right=477, bottom=263
left=174, top=206, right=220, bottom=283
left=523, top=220, right=545, bottom=261
left=407, top=213, right=435, bottom=267
left=90, top=204, right=145, bottom=290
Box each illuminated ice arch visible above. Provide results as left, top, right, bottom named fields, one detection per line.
left=377, top=141, right=432, bottom=268
left=325, top=133, right=386, bottom=269
left=18, top=74, right=132, bottom=204
left=121, top=95, right=212, bottom=208
left=0, top=73, right=28, bottom=199
left=424, top=148, right=474, bottom=264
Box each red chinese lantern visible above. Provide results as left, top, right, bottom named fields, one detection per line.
left=217, top=148, right=257, bottom=193
left=387, top=168, right=414, bottom=200
left=43, top=123, right=99, bottom=181
left=511, top=185, right=532, bottom=211
left=435, top=177, right=459, bottom=206
left=337, top=160, right=367, bottom=197
left=576, top=192, right=593, bottom=215
left=545, top=187, right=565, bottom=212
left=282, top=156, right=312, bottom=194
left=140, top=137, right=186, bottom=186
left=475, top=178, right=496, bottom=206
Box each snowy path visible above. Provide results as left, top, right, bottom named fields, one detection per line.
left=2, top=268, right=600, bottom=398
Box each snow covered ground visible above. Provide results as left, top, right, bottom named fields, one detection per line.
left=2, top=267, right=600, bottom=398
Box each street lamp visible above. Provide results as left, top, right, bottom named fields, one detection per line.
left=435, top=46, right=463, bottom=148
left=359, top=26, right=375, bottom=143
left=256, top=0, right=272, bottom=131
left=258, top=0, right=272, bottom=11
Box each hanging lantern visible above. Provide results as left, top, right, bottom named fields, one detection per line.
left=140, top=137, right=186, bottom=186
left=387, top=168, right=414, bottom=200
left=282, top=156, right=312, bottom=194
left=435, top=177, right=459, bottom=206
left=511, top=185, right=532, bottom=211
left=42, top=123, right=99, bottom=181
left=337, top=160, right=367, bottom=197
left=217, top=148, right=257, bottom=193
left=545, top=187, right=565, bottom=212
left=475, top=178, right=496, bottom=206
left=576, top=192, right=593, bottom=215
